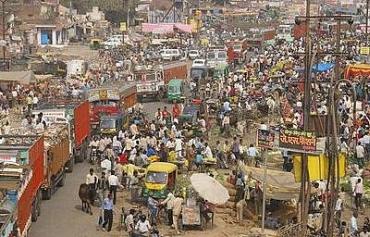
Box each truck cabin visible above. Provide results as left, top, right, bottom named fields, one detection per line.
left=99, top=114, right=123, bottom=135
left=207, top=50, right=227, bottom=68
left=91, top=100, right=119, bottom=123
left=277, top=25, right=293, bottom=42
left=190, top=66, right=208, bottom=83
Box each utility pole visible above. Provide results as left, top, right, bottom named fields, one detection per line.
left=366, top=0, right=369, bottom=45
left=295, top=13, right=353, bottom=237
left=300, top=0, right=311, bottom=235
left=120, top=0, right=127, bottom=46
left=0, top=0, right=7, bottom=71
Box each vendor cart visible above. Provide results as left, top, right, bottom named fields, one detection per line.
left=181, top=198, right=207, bottom=230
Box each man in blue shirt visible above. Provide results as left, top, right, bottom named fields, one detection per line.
left=102, top=194, right=114, bottom=232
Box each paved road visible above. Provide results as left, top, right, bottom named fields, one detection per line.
left=29, top=101, right=167, bottom=237
left=29, top=162, right=108, bottom=237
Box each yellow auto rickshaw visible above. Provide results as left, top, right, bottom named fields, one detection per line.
left=90, top=39, right=102, bottom=50
left=142, top=162, right=177, bottom=199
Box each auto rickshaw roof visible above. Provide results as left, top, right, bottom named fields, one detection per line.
left=168, top=79, right=184, bottom=86
left=146, top=162, right=177, bottom=173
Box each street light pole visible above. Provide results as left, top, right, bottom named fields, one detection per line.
left=1, top=0, right=6, bottom=70
left=366, top=0, right=369, bottom=45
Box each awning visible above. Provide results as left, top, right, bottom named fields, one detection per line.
left=0, top=71, right=35, bottom=84
left=344, top=63, right=370, bottom=79
left=312, top=63, right=334, bottom=73
left=142, top=23, right=192, bottom=34
left=244, top=166, right=300, bottom=200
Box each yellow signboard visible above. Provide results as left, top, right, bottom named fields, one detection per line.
left=360, top=47, right=370, bottom=55
left=120, top=22, right=127, bottom=32
left=292, top=153, right=346, bottom=182
left=99, top=90, right=108, bottom=100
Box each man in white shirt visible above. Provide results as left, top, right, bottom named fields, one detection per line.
left=125, top=136, right=134, bottom=152
left=351, top=211, right=358, bottom=236
left=32, top=95, right=39, bottom=109
left=356, top=142, right=365, bottom=168
left=86, top=168, right=98, bottom=202
left=247, top=144, right=258, bottom=158
left=203, top=143, right=213, bottom=160
left=161, top=192, right=175, bottom=226
left=174, top=137, right=183, bottom=158
left=101, top=157, right=112, bottom=174
left=108, top=170, right=122, bottom=205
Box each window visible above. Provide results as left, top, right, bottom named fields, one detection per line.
left=168, top=85, right=177, bottom=93
left=207, top=52, right=216, bottom=59
left=146, top=172, right=168, bottom=184
left=100, top=119, right=115, bottom=129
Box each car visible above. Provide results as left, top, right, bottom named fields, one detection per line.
left=102, top=38, right=122, bottom=49
left=160, top=49, right=182, bottom=61
left=192, top=59, right=207, bottom=67
left=188, top=50, right=200, bottom=59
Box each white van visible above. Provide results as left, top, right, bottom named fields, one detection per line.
left=160, top=49, right=182, bottom=61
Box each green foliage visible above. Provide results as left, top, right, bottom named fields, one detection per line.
left=60, top=0, right=137, bottom=24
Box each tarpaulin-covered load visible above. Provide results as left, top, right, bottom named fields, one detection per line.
left=0, top=71, right=35, bottom=84
left=344, top=64, right=370, bottom=79
left=142, top=23, right=192, bottom=34
left=244, top=166, right=300, bottom=200
left=312, top=63, right=334, bottom=73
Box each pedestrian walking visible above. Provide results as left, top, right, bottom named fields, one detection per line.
left=125, top=209, right=136, bottom=236
left=335, top=194, right=344, bottom=228
left=354, top=178, right=364, bottom=210
left=147, top=196, right=159, bottom=225
left=172, top=194, right=184, bottom=235
left=97, top=172, right=109, bottom=204
left=160, top=191, right=175, bottom=226
left=108, top=170, right=121, bottom=205
left=102, top=194, right=114, bottom=232
left=356, top=142, right=365, bottom=168
left=351, top=211, right=359, bottom=237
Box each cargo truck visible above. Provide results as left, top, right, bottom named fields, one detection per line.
left=33, top=100, right=90, bottom=165
left=88, top=84, right=137, bottom=130
left=41, top=123, right=70, bottom=200
left=135, top=62, right=188, bottom=101
left=0, top=136, right=44, bottom=237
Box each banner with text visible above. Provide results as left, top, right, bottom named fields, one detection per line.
left=279, top=129, right=316, bottom=152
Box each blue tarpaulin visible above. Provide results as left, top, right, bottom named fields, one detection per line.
left=312, top=63, right=334, bottom=73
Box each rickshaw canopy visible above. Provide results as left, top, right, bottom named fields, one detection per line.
left=146, top=162, right=177, bottom=173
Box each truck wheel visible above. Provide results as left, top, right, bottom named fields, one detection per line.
left=31, top=201, right=38, bottom=222
left=42, top=188, right=52, bottom=200
left=75, top=151, right=83, bottom=163
left=66, top=156, right=74, bottom=173
left=37, top=199, right=41, bottom=216
left=58, top=172, right=66, bottom=187
left=37, top=190, right=42, bottom=216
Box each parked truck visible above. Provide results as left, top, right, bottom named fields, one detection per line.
left=33, top=100, right=90, bottom=165
left=0, top=135, right=44, bottom=237
left=88, top=84, right=137, bottom=131
left=135, top=62, right=188, bottom=101
left=41, top=123, right=71, bottom=200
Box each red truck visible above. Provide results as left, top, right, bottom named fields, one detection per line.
left=226, top=39, right=247, bottom=63
left=163, top=61, right=188, bottom=84
left=0, top=136, right=44, bottom=237
left=34, top=100, right=90, bottom=165
left=88, top=84, right=137, bottom=129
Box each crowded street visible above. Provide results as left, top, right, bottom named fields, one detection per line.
left=1, top=0, right=370, bottom=237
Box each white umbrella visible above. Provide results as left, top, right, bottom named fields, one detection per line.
left=190, top=173, right=230, bottom=205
